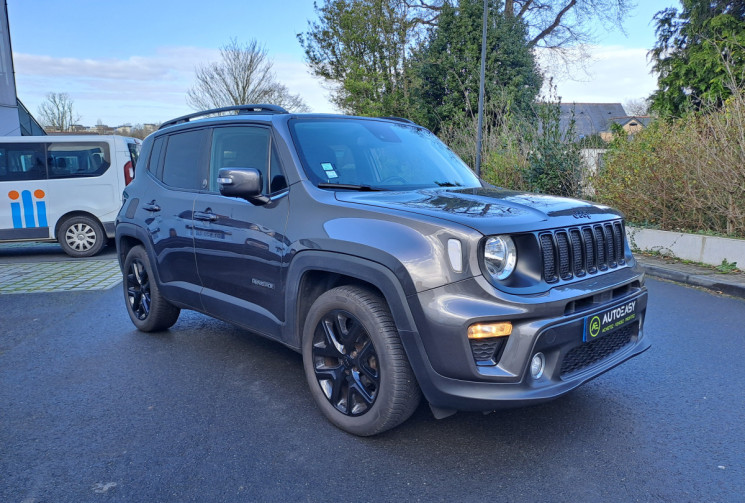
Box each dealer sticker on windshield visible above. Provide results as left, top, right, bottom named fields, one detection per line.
left=584, top=299, right=638, bottom=342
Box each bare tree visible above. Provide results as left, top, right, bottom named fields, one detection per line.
left=403, top=0, right=633, bottom=71
left=37, top=92, right=80, bottom=132
left=187, top=38, right=310, bottom=112
left=405, top=1, right=633, bottom=49
left=623, top=97, right=651, bottom=116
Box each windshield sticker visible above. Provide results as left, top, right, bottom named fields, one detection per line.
left=321, top=162, right=335, bottom=171
left=326, top=171, right=339, bottom=179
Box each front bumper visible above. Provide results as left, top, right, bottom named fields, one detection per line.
left=400, top=268, right=650, bottom=411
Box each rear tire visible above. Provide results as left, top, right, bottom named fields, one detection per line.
left=57, top=215, right=105, bottom=257
left=123, top=245, right=180, bottom=332
left=302, top=286, right=420, bottom=436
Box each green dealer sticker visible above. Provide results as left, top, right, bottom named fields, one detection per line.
left=584, top=299, right=638, bottom=342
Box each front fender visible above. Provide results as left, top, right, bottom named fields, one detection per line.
left=283, top=250, right=418, bottom=347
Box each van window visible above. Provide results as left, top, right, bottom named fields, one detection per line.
left=162, top=129, right=210, bottom=190
left=0, top=143, right=47, bottom=181
left=127, top=142, right=140, bottom=167
left=47, top=142, right=111, bottom=179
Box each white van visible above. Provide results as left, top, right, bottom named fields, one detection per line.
left=0, top=135, right=141, bottom=257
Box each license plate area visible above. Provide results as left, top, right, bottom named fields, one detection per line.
left=583, top=299, right=639, bottom=342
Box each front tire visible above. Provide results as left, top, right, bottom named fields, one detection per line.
left=123, top=245, right=180, bottom=332
left=58, top=215, right=105, bottom=257
left=302, top=286, right=420, bottom=436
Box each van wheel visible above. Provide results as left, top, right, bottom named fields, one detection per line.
left=123, top=245, right=180, bottom=332
left=58, top=215, right=105, bottom=257
left=302, top=286, right=421, bottom=436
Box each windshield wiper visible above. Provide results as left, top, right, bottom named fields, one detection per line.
left=317, top=183, right=386, bottom=191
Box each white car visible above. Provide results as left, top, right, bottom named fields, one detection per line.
left=0, top=135, right=140, bottom=257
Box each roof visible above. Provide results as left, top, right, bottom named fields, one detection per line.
left=559, top=103, right=626, bottom=139
left=612, top=116, right=653, bottom=128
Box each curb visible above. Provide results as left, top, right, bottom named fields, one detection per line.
left=638, top=260, right=745, bottom=299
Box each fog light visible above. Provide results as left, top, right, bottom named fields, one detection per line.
left=467, top=322, right=512, bottom=339
left=530, top=352, right=545, bottom=379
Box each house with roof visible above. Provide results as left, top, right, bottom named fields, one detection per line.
left=559, top=103, right=653, bottom=141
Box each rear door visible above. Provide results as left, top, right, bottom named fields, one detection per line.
left=145, top=129, right=210, bottom=308
left=0, top=142, right=51, bottom=241
left=193, top=125, right=290, bottom=338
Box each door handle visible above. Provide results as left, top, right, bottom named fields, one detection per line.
left=143, top=202, right=160, bottom=212
left=194, top=211, right=218, bottom=222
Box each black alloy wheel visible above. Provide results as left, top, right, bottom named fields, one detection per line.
left=302, top=286, right=420, bottom=436
left=122, top=245, right=180, bottom=332
left=311, top=309, right=380, bottom=416
left=127, top=258, right=151, bottom=321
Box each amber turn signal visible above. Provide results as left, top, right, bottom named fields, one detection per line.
left=467, top=322, right=512, bottom=339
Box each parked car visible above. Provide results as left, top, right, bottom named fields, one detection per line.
left=115, top=105, right=650, bottom=436
left=0, top=135, right=141, bottom=257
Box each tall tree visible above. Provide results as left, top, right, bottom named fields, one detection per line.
left=410, top=0, right=542, bottom=131
left=187, top=38, right=309, bottom=112
left=300, top=0, right=632, bottom=118
left=650, top=1, right=745, bottom=117
left=298, top=0, right=427, bottom=116
left=37, top=92, right=80, bottom=132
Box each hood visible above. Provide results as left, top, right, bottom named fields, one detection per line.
left=335, top=187, right=622, bottom=235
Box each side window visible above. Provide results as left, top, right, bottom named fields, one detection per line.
left=0, top=143, right=47, bottom=181
left=269, top=145, right=287, bottom=193
left=47, top=142, right=111, bottom=179
left=162, top=129, right=211, bottom=190
left=209, top=126, right=269, bottom=192
left=148, top=136, right=165, bottom=175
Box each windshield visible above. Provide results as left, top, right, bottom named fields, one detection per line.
left=289, top=118, right=481, bottom=190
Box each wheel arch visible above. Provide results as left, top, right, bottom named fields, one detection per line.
left=115, top=223, right=157, bottom=278
left=284, top=251, right=419, bottom=351
left=54, top=211, right=104, bottom=240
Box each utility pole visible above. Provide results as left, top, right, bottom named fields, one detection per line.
left=475, top=0, right=488, bottom=177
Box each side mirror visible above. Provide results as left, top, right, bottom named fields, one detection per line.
left=218, top=168, right=270, bottom=205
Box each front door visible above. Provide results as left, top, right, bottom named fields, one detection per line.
left=193, top=126, right=290, bottom=339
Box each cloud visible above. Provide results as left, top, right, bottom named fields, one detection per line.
left=538, top=45, right=659, bottom=104
left=13, top=46, right=334, bottom=125
left=273, top=56, right=336, bottom=113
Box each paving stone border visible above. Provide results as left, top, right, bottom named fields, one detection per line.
left=0, top=259, right=122, bottom=294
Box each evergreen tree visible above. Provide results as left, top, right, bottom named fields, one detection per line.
left=650, top=0, right=745, bottom=117
left=298, top=0, right=422, bottom=116
left=410, top=0, right=542, bottom=131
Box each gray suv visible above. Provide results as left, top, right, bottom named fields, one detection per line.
left=116, top=105, right=650, bottom=436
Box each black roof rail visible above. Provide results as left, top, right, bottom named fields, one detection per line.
left=159, top=104, right=289, bottom=130
left=378, top=116, right=416, bottom=125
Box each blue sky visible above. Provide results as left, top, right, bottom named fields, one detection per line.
left=8, top=0, right=679, bottom=126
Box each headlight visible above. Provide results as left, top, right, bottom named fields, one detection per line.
left=484, top=235, right=517, bottom=280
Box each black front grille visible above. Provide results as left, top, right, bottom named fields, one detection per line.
left=560, top=322, right=637, bottom=377
left=540, top=221, right=626, bottom=284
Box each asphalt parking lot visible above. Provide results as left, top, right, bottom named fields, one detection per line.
left=1, top=243, right=743, bottom=502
